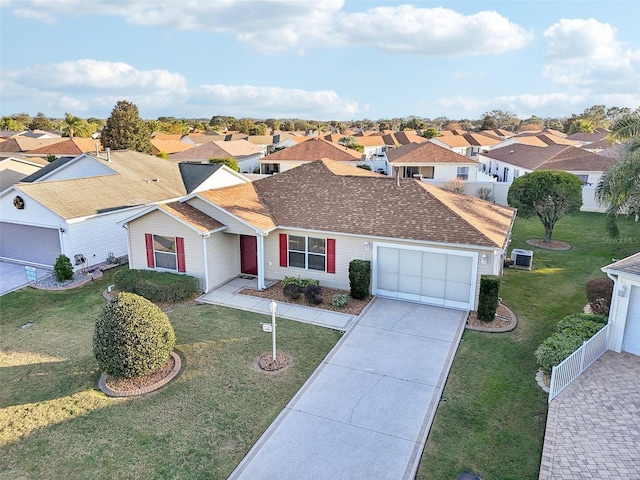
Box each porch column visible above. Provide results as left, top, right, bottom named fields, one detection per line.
left=202, top=234, right=210, bottom=292
left=257, top=234, right=266, bottom=290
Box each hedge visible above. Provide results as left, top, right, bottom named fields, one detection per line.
left=113, top=269, right=200, bottom=303
left=349, top=260, right=370, bottom=300
left=477, top=276, right=501, bottom=322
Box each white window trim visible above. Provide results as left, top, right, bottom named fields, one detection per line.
left=154, top=234, right=178, bottom=271
left=288, top=235, right=326, bottom=271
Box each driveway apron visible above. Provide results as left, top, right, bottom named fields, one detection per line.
left=229, top=297, right=468, bottom=480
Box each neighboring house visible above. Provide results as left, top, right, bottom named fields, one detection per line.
left=123, top=159, right=516, bottom=311
left=566, top=129, right=610, bottom=146
left=0, top=136, right=67, bottom=158
left=24, top=138, right=103, bottom=158
left=492, top=132, right=579, bottom=150
left=169, top=140, right=264, bottom=173
left=386, top=141, right=485, bottom=181
left=602, top=253, right=640, bottom=356
left=431, top=132, right=503, bottom=157
left=0, top=156, right=48, bottom=191
left=12, top=129, right=61, bottom=139
left=180, top=132, right=248, bottom=146
left=259, top=137, right=362, bottom=174
left=0, top=150, right=250, bottom=269
left=477, top=144, right=616, bottom=185
left=151, top=138, right=195, bottom=156
left=381, top=131, right=426, bottom=146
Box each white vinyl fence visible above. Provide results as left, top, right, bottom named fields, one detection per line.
left=548, top=324, right=610, bottom=402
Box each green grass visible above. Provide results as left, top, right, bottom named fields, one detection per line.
left=417, top=212, right=640, bottom=479
left=0, top=268, right=341, bottom=479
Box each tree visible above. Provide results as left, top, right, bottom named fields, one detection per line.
left=480, top=110, right=519, bottom=131
left=0, top=117, right=25, bottom=131
left=29, top=112, right=54, bottom=131
left=567, top=118, right=595, bottom=135
left=101, top=100, right=152, bottom=153
left=422, top=127, right=441, bottom=139
left=596, top=112, right=640, bottom=237
left=480, top=115, right=497, bottom=130
left=209, top=157, right=239, bottom=172
left=507, top=170, right=583, bottom=243
left=338, top=136, right=364, bottom=152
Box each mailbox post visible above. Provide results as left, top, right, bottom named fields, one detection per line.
left=269, top=300, right=277, bottom=360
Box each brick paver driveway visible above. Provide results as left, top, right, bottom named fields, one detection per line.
left=539, top=351, right=640, bottom=479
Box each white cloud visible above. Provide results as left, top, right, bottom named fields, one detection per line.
left=3, top=1, right=531, bottom=56
left=543, top=18, right=640, bottom=93
left=13, top=7, right=55, bottom=24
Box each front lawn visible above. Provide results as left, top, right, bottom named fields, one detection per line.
left=418, top=212, right=640, bottom=479
left=0, top=269, right=341, bottom=479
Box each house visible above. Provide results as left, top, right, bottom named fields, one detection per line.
left=24, top=137, right=103, bottom=158
left=168, top=140, right=264, bottom=173
left=259, top=137, right=362, bottom=174
left=0, top=156, right=48, bottom=191
left=123, top=159, right=516, bottom=311
left=386, top=141, right=486, bottom=181
left=477, top=144, right=616, bottom=185
left=430, top=132, right=503, bottom=157
left=151, top=138, right=194, bottom=156
left=0, top=150, right=250, bottom=269
left=381, top=131, right=426, bottom=146
left=0, top=136, right=67, bottom=158
left=601, top=253, right=640, bottom=356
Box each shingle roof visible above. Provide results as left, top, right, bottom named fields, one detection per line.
left=179, top=163, right=222, bottom=194
left=151, top=138, right=194, bottom=155
left=239, top=159, right=515, bottom=248
left=382, top=131, right=427, bottom=146
left=387, top=141, right=478, bottom=164
left=0, top=137, right=66, bottom=153
left=483, top=144, right=616, bottom=172
left=26, top=138, right=102, bottom=155
left=602, top=252, right=640, bottom=277
left=14, top=151, right=188, bottom=219
left=566, top=130, right=610, bottom=143
left=158, top=201, right=225, bottom=233
left=168, top=140, right=262, bottom=161
left=262, top=137, right=361, bottom=161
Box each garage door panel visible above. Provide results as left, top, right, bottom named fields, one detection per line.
left=423, top=252, right=446, bottom=278
left=0, top=222, right=60, bottom=266
left=446, top=281, right=472, bottom=303
left=623, top=286, right=640, bottom=356
left=378, top=247, right=399, bottom=273
left=398, top=274, right=421, bottom=295
left=422, top=279, right=445, bottom=298
left=399, top=250, right=422, bottom=276
left=447, top=255, right=474, bottom=283
left=377, top=271, right=399, bottom=292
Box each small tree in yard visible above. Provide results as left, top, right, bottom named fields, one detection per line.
left=54, top=254, right=73, bottom=282
left=349, top=260, right=370, bottom=300
left=93, top=292, right=176, bottom=379
left=477, top=276, right=501, bottom=322
left=209, top=157, right=240, bottom=172
left=507, top=170, right=583, bottom=243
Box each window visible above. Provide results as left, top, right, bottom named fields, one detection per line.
left=514, top=169, right=520, bottom=179
left=456, top=167, right=469, bottom=180
left=288, top=235, right=326, bottom=271
left=154, top=235, right=177, bottom=270
left=262, top=163, right=280, bottom=174
left=404, top=166, right=420, bottom=178
left=146, top=234, right=185, bottom=272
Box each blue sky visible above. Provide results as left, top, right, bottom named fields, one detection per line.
left=1, top=0, right=639, bottom=121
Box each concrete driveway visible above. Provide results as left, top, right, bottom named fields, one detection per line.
left=229, top=297, right=468, bottom=480
left=0, top=261, right=51, bottom=296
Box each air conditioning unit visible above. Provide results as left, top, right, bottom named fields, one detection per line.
left=511, top=249, right=533, bottom=270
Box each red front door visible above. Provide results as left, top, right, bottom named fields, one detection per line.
left=240, top=235, right=258, bottom=276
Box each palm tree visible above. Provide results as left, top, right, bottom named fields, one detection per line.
left=596, top=112, right=640, bottom=237
left=60, top=113, right=83, bottom=138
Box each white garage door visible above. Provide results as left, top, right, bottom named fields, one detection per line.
left=623, top=285, right=640, bottom=356
left=373, top=243, right=477, bottom=310
left=0, top=222, right=61, bottom=266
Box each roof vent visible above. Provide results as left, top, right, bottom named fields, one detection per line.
left=509, top=150, right=515, bottom=154
left=153, top=178, right=160, bottom=182
left=106, top=148, right=111, bottom=162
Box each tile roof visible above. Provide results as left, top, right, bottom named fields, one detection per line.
left=244, top=159, right=515, bottom=248
left=197, top=182, right=277, bottom=231
left=483, top=144, right=616, bottom=172
left=158, top=201, right=225, bottom=233
left=26, top=138, right=103, bottom=155
left=262, top=137, right=361, bottom=161
left=387, top=141, right=478, bottom=164
left=14, top=151, right=188, bottom=219
left=602, top=252, right=640, bottom=277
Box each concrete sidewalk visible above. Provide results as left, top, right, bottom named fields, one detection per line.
left=229, top=297, right=467, bottom=480
left=197, top=277, right=357, bottom=331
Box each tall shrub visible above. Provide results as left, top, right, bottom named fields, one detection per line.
left=349, top=259, right=371, bottom=300
left=585, top=277, right=614, bottom=315
left=54, top=254, right=74, bottom=282
left=93, top=292, right=176, bottom=379
left=477, top=276, right=501, bottom=322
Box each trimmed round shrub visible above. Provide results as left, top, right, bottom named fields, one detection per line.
left=477, top=276, right=501, bottom=322
left=585, top=277, right=614, bottom=315
left=535, top=332, right=584, bottom=374
left=54, top=254, right=74, bottom=282
left=283, top=283, right=302, bottom=300
left=349, top=259, right=370, bottom=300
left=304, top=285, right=323, bottom=305
left=93, top=292, right=176, bottom=379
left=332, top=293, right=350, bottom=308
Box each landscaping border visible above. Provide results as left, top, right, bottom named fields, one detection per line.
left=466, top=303, right=518, bottom=333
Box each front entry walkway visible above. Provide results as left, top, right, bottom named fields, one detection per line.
left=539, top=351, right=640, bottom=479
left=229, top=297, right=468, bottom=480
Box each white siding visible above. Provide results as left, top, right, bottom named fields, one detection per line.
left=191, top=169, right=249, bottom=193
left=0, top=188, right=64, bottom=227
left=127, top=209, right=206, bottom=288
left=206, top=232, right=240, bottom=290
left=39, top=155, right=116, bottom=181
left=187, top=197, right=260, bottom=235
left=608, top=275, right=640, bottom=353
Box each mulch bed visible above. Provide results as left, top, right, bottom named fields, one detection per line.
left=104, top=355, right=175, bottom=391
left=526, top=239, right=572, bottom=250
left=258, top=351, right=291, bottom=372
left=240, top=281, right=373, bottom=316
left=466, top=304, right=517, bottom=332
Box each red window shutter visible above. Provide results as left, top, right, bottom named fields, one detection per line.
left=279, top=233, right=288, bottom=267
left=176, top=237, right=186, bottom=272
left=145, top=233, right=155, bottom=268
left=327, top=238, right=336, bottom=274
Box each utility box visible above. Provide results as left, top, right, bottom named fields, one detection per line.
left=511, top=249, right=533, bottom=270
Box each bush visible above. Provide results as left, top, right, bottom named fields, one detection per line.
left=585, top=277, right=614, bottom=315
left=442, top=179, right=466, bottom=193
left=477, top=276, right=501, bottom=322
left=54, top=254, right=74, bottom=282
left=209, top=157, right=239, bottom=172
left=349, top=259, right=370, bottom=300
left=476, top=186, right=494, bottom=201
left=281, top=276, right=319, bottom=289
left=304, top=285, right=323, bottom=305
left=283, top=283, right=302, bottom=300
left=332, top=294, right=350, bottom=308
left=93, top=292, right=176, bottom=379
left=557, top=313, right=608, bottom=338
left=535, top=332, right=585, bottom=374
left=113, top=269, right=199, bottom=303
left=357, top=163, right=372, bottom=171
